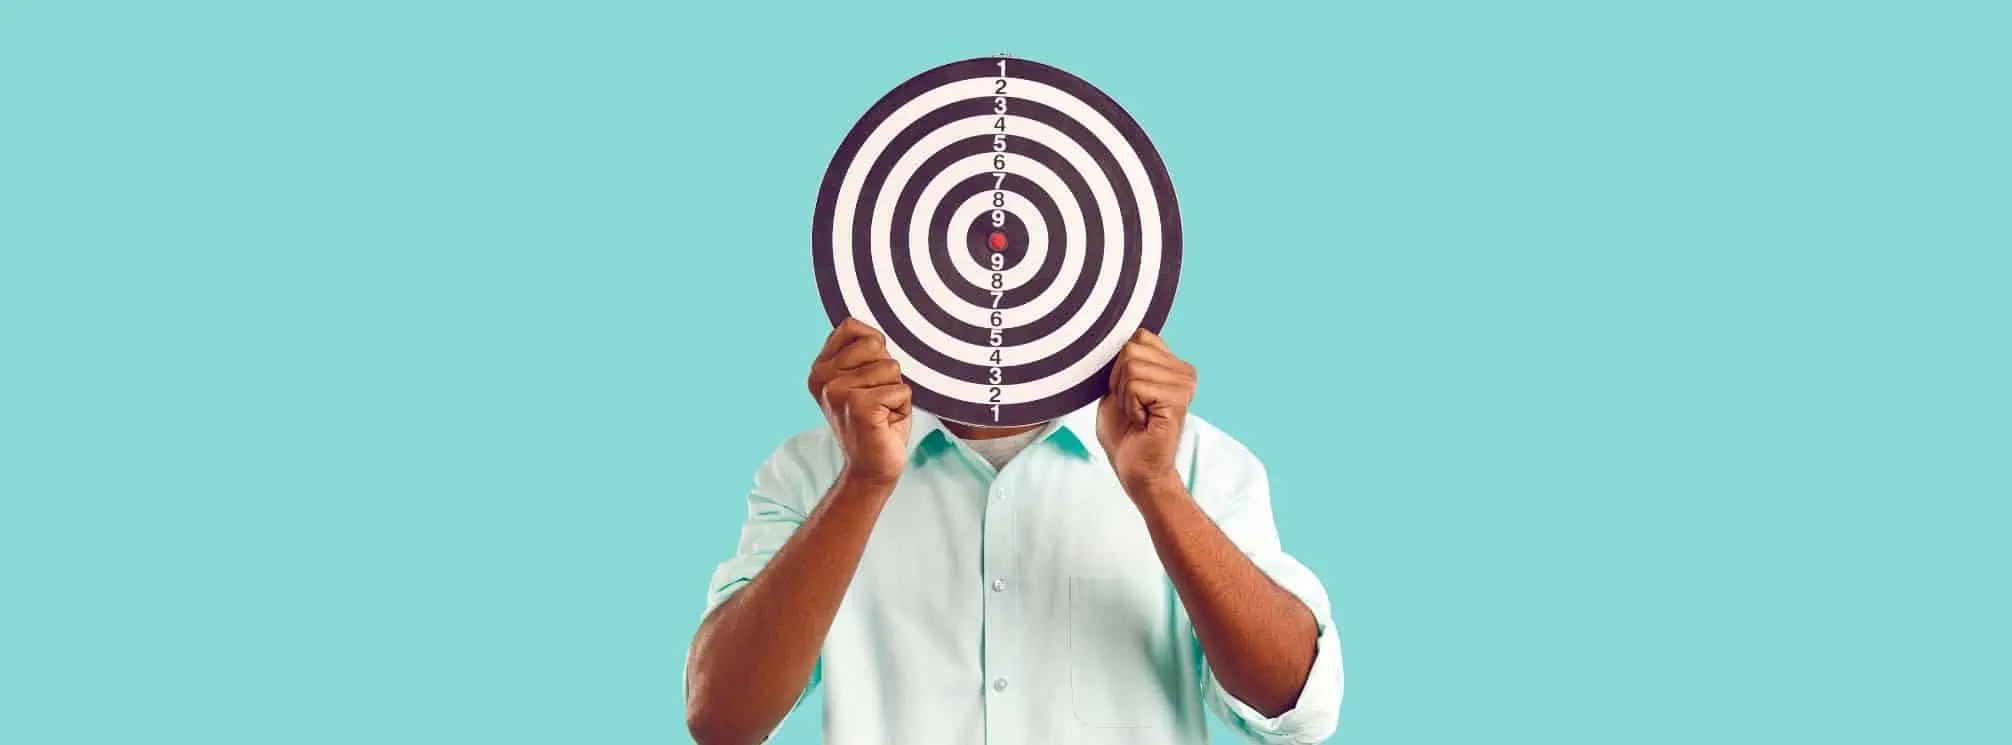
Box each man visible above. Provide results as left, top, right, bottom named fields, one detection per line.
left=685, top=319, right=1342, bottom=744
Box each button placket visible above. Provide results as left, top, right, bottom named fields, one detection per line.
left=980, top=471, right=1018, bottom=742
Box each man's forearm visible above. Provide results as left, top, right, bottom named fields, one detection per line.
left=1130, top=476, right=1317, bottom=718
left=686, top=472, right=894, bottom=745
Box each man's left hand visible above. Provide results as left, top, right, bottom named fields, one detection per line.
left=1096, top=329, right=1197, bottom=496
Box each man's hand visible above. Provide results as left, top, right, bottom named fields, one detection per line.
left=1096, top=329, right=1197, bottom=495
left=809, top=318, right=913, bottom=488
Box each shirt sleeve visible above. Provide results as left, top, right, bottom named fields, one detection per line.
left=1187, top=423, right=1344, bottom=745
left=686, top=429, right=837, bottom=734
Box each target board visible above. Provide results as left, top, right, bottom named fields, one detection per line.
left=812, top=56, right=1182, bottom=428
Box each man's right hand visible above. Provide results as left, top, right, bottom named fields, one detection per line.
left=808, top=318, right=913, bottom=488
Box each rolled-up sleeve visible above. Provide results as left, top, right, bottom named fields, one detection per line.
left=704, top=428, right=842, bottom=613
left=705, top=443, right=812, bottom=614
left=689, top=429, right=837, bottom=723
left=1189, top=424, right=1344, bottom=744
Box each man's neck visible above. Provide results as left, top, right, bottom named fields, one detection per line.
left=941, top=420, right=1044, bottom=441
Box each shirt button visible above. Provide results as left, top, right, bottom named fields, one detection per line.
left=992, top=677, right=1009, bottom=692
left=991, top=579, right=1007, bottom=592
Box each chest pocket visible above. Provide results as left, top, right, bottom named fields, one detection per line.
left=1068, top=575, right=1182, bottom=728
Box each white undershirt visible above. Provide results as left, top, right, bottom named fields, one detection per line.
left=956, top=427, right=1048, bottom=471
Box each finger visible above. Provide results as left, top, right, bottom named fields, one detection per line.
left=818, top=359, right=896, bottom=408
left=859, top=382, right=912, bottom=412
left=1126, top=346, right=1195, bottom=385
left=816, top=318, right=882, bottom=362
left=1097, top=367, right=1125, bottom=422
left=818, top=374, right=856, bottom=411
left=1108, top=359, right=1150, bottom=428
left=1127, top=379, right=1192, bottom=406
left=810, top=339, right=884, bottom=398
left=1115, top=337, right=1181, bottom=370
left=1113, top=356, right=1192, bottom=386
left=827, top=334, right=891, bottom=371
left=831, top=358, right=903, bottom=389
left=1110, top=342, right=1194, bottom=405
left=1131, top=328, right=1172, bottom=354
left=850, top=382, right=913, bottom=424
left=1125, top=381, right=1192, bottom=420
left=815, top=322, right=864, bottom=361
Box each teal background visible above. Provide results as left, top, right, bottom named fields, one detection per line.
left=2, top=1, right=2005, bottom=743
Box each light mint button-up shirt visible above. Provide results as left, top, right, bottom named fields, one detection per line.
left=699, top=404, right=1343, bottom=744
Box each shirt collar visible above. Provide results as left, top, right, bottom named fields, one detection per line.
left=905, top=403, right=1105, bottom=465
left=1049, top=403, right=1105, bottom=463
left=905, top=408, right=950, bottom=466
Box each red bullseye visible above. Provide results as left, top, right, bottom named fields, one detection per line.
left=988, top=231, right=1008, bottom=251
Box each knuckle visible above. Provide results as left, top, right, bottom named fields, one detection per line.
left=821, top=379, right=849, bottom=405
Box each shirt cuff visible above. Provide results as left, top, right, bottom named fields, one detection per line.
left=1205, top=616, right=1344, bottom=744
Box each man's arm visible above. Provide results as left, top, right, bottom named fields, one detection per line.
left=1129, top=475, right=1318, bottom=717
left=685, top=473, right=896, bottom=745
left=1095, top=329, right=1319, bottom=718
left=685, top=320, right=911, bottom=745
